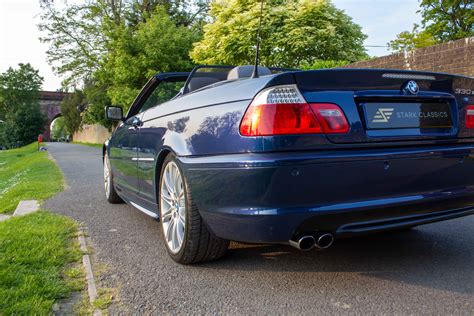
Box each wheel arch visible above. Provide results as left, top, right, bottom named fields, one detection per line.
left=154, top=147, right=175, bottom=205
left=102, top=139, right=109, bottom=162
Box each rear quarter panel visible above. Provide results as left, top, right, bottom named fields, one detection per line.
left=139, top=73, right=331, bottom=157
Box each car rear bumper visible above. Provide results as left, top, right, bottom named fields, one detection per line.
left=179, top=144, right=474, bottom=243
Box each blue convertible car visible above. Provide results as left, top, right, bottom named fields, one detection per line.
left=103, top=65, right=474, bottom=263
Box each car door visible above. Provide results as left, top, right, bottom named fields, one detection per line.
left=108, top=76, right=164, bottom=201
left=136, top=73, right=189, bottom=209
left=108, top=114, right=141, bottom=199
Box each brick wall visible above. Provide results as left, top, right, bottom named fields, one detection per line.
left=73, top=124, right=111, bottom=144
left=344, top=37, right=474, bottom=77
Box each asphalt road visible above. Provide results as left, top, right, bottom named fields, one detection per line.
left=45, top=142, right=474, bottom=315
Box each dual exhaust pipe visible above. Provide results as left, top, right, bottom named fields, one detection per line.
left=289, top=232, right=334, bottom=251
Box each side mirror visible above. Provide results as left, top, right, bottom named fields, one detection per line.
left=105, top=106, right=123, bottom=121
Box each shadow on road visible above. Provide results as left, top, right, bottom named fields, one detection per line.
left=196, top=227, right=473, bottom=296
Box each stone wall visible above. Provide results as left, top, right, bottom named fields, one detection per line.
left=73, top=124, right=111, bottom=144
left=344, top=37, right=474, bottom=77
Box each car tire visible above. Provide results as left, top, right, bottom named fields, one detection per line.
left=159, top=153, right=229, bottom=264
left=104, top=152, right=123, bottom=204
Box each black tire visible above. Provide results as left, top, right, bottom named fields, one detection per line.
left=104, top=153, right=123, bottom=204
left=159, top=153, right=229, bottom=264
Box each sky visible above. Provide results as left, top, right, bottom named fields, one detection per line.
left=0, top=0, right=422, bottom=91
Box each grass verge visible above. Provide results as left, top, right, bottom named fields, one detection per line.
left=72, top=141, right=103, bottom=148
left=0, top=143, right=64, bottom=214
left=0, top=211, right=83, bottom=314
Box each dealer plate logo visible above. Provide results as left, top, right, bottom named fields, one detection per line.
left=372, top=108, right=394, bottom=123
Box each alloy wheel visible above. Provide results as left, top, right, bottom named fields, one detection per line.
left=160, top=161, right=186, bottom=254
left=104, top=155, right=111, bottom=198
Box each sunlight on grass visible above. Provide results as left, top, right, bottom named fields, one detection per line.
left=0, top=143, right=64, bottom=214
left=72, top=141, right=103, bottom=148
left=0, top=211, right=82, bottom=314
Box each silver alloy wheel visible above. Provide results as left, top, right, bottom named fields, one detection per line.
left=160, top=161, right=186, bottom=254
left=104, top=155, right=111, bottom=199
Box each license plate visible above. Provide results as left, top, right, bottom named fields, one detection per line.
left=363, top=102, right=453, bottom=130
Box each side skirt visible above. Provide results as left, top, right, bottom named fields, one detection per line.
left=130, top=201, right=159, bottom=219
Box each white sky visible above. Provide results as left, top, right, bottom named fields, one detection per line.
left=0, top=0, right=422, bottom=91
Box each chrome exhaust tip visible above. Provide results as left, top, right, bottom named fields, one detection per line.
left=314, top=233, right=334, bottom=250
left=289, top=235, right=316, bottom=251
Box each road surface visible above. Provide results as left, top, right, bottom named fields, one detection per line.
left=45, top=142, right=474, bottom=314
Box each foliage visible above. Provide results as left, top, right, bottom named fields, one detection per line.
left=1, top=106, right=45, bottom=148
left=0, top=64, right=45, bottom=148
left=51, top=116, right=67, bottom=140
left=388, top=24, right=436, bottom=52
left=0, top=211, right=81, bottom=314
left=301, top=59, right=350, bottom=70
left=389, top=1, right=473, bottom=52
left=95, top=6, right=198, bottom=110
left=39, top=0, right=370, bottom=125
left=0, top=143, right=64, bottom=214
left=39, top=2, right=106, bottom=87
left=39, top=0, right=208, bottom=87
left=419, top=0, right=474, bottom=42
left=0, top=64, right=43, bottom=121
left=191, top=0, right=368, bottom=68
left=82, top=82, right=114, bottom=129
left=61, top=90, right=84, bottom=135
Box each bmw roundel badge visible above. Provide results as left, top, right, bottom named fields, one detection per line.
left=403, top=80, right=419, bottom=95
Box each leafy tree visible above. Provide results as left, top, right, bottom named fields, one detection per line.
left=1, top=106, right=45, bottom=148
left=39, top=0, right=209, bottom=87
left=389, top=1, right=473, bottom=52
left=51, top=116, right=66, bottom=140
left=82, top=82, right=115, bottom=129
left=301, top=59, right=350, bottom=70
left=94, top=6, right=198, bottom=111
left=61, top=90, right=84, bottom=135
left=419, top=0, right=473, bottom=42
left=0, top=64, right=45, bottom=148
left=39, top=2, right=107, bottom=87
left=40, top=1, right=206, bottom=124
left=388, top=24, right=436, bottom=52
left=191, top=0, right=368, bottom=68
left=0, top=64, right=43, bottom=120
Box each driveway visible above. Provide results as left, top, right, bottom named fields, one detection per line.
left=45, top=142, right=474, bottom=314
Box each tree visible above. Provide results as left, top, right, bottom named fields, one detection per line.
left=39, top=1, right=207, bottom=125
left=190, top=0, right=368, bottom=68
left=0, top=64, right=45, bottom=148
left=388, top=24, right=436, bottom=52
left=39, top=2, right=107, bottom=87
left=61, top=90, right=84, bottom=135
left=301, top=59, right=350, bottom=70
left=39, top=0, right=209, bottom=87
left=51, top=116, right=66, bottom=140
left=419, top=0, right=473, bottom=42
left=389, top=1, right=473, bottom=53
left=94, top=6, right=198, bottom=111
left=82, top=82, right=115, bottom=129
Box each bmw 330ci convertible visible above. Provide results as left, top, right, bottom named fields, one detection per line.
left=103, top=65, right=474, bottom=264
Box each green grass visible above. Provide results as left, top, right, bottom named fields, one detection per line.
left=93, top=288, right=114, bottom=310
left=0, top=143, right=64, bottom=214
left=0, top=211, right=82, bottom=314
left=72, top=141, right=103, bottom=148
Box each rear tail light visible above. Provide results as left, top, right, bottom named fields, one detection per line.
left=240, top=85, right=349, bottom=136
left=466, top=105, right=474, bottom=129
